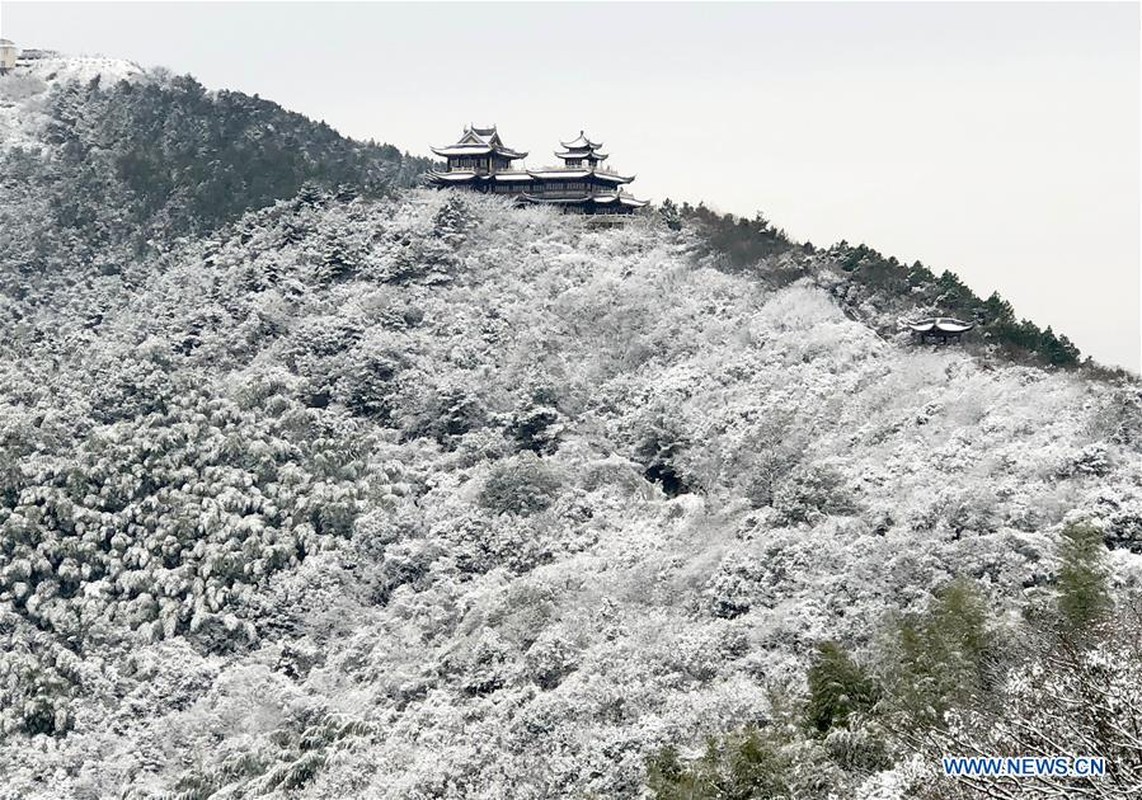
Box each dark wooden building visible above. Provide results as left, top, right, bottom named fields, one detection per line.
left=521, top=131, right=647, bottom=214
left=429, top=125, right=647, bottom=214
left=429, top=125, right=533, bottom=194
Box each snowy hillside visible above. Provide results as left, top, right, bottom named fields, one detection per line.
left=0, top=55, right=143, bottom=154
left=19, top=54, right=145, bottom=84
left=0, top=56, right=433, bottom=300
left=0, top=182, right=1139, bottom=798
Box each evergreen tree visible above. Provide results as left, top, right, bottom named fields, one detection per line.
left=805, top=641, right=880, bottom=735
left=1056, top=521, right=1112, bottom=637
left=646, top=727, right=790, bottom=800
left=659, top=198, right=683, bottom=231
left=982, top=290, right=1015, bottom=323
left=892, top=578, right=993, bottom=727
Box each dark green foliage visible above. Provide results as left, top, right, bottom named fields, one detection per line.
left=15, top=72, right=434, bottom=273
left=646, top=727, right=791, bottom=800
left=805, top=642, right=880, bottom=735
left=1039, top=326, right=1081, bottom=367
left=659, top=198, right=683, bottom=231
left=907, top=260, right=936, bottom=288
left=680, top=203, right=795, bottom=270
left=982, top=290, right=1014, bottom=322
left=826, top=242, right=1083, bottom=368
left=891, top=578, right=994, bottom=727
left=1056, top=521, right=1111, bottom=636
left=669, top=198, right=1084, bottom=369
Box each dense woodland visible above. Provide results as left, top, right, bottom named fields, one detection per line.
left=0, top=60, right=1140, bottom=799
left=661, top=201, right=1089, bottom=371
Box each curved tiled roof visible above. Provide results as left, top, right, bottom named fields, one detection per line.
left=432, top=125, right=528, bottom=160
left=527, top=169, right=593, bottom=181
left=560, top=131, right=603, bottom=150
left=554, top=148, right=609, bottom=161
left=906, top=317, right=975, bottom=334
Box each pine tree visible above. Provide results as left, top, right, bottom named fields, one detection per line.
left=1056, top=521, right=1111, bottom=637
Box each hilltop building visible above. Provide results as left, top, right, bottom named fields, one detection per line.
left=906, top=317, right=974, bottom=344
left=429, top=125, right=533, bottom=195
left=0, top=41, right=60, bottom=73
left=429, top=125, right=647, bottom=214
left=0, top=40, right=17, bottom=73
left=522, top=132, right=646, bottom=214
left=14, top=49, right=57, bottom=68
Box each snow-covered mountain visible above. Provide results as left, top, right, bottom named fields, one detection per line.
left=0, top=57, right=1139, bottom=799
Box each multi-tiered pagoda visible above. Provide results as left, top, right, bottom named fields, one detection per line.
left=429, top=126, right=647, bottom=214
left=522, top=132, right=647, bottom=213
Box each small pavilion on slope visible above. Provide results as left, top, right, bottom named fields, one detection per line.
left=905, top=317, right=975, bottom=344
left=428, top=126, right=648, bottom=214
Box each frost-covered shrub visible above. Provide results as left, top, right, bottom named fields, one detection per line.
left=506, top=386, right=565, bottom=454
left=1107, top=503, right=1142, bottom=554
left=581, top=455, right=653, bottom=499
left=737, top=448, right=803, bottom=509
left=773, top=463, right=861, bottom=524
left=507, top=404, right=562, bottom=455
left=432, top=193, right=471, bottom=245
left=400, top=379, right=489, bottom=448
left=629, top=405, right=692, bottom=497
left=433, top=511, right=561, bottom=575
left=373, top=539, right=440, bottom=603
left=478, top=453, right=562, bottom=516
left=523, top=630, right=581, bottom=689
left=447, top=628, right=518, bottom=697
left=646, top=727, right=792, bottom=800
left=337, top=330, right=408, bottom=419
left=1058, top=442, right=1112, bottom=478
left=705, top=557, right=766, bottom=619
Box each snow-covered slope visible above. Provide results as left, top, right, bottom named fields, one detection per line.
left=0, top=186, right=1138, bottom=798
left=0, top=54, right=143, bottom=155
left=19, top=54, right=144, bottom=85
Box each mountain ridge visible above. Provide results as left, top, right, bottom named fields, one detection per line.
left=1, top=53, right=1117, bottom=377
left=0, top=56, right=1139, bottom=799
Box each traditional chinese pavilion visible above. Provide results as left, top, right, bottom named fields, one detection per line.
left=428, top=125, right=533, bottom=194
left=429, top=126, right=647, bottom=214
left=522, top=131, right=647, bottom=213
left=906, top=317, right=975, bottom=343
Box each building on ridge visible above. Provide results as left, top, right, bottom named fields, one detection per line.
left=429, top=126, right=648, bottom=214
left=0, top=40, right=18, bottom=74
left=521, top=131, right=647, bottom=214
left=906, top=317, right=974, bottom=344
left=428, top=125, right=533, bottom=195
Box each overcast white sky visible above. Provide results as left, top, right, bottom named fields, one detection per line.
left=3, top=2, right=1139, bottom=371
